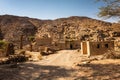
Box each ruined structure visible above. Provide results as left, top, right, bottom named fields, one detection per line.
left=52, top=40, right=81, bottom=50
left=36, top=26, right=81, bottom=51
left=65, top=40, right=80, bottom=49
left=36, top=34, right=52, bottom=46
left=81, top=41, right=114, bottom=56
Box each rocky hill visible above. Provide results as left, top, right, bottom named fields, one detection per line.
left=0, top=15, right=120, bottom=48
left=36, top=16, right=120, bottom=42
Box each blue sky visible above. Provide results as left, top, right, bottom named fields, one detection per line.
left=0, top=0, right=117, bottom=22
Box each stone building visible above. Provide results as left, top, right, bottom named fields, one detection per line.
left=81, top=41, right=114, bottom=56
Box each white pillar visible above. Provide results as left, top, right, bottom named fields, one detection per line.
left=87, top=41, right=91, bottom=57
left=81, top=42, right=83, bottom=55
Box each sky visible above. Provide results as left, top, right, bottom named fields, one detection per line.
left=0, top=0, right=117, bottom=22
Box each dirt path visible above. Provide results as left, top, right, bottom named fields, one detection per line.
left=37, top=50, right=79, bottom=66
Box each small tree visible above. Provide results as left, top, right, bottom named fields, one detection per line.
left=0, top=40, right=7, bottom=50
left=5, top=43, right=14, bottom=56
left=97, top=0, right=120, bottom=19
left=0, top=40, right=14, bottom=56
left=20, top=34, right=23, bottom=49
left=28, top=36, right=35, bottom=52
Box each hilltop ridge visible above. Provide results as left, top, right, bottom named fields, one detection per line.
left=0, top=15, right=120, bottom=48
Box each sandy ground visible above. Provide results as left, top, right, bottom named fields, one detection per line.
left=0, top=50, right=120, bottom=80
left=37, top=50, right=81, bottom=66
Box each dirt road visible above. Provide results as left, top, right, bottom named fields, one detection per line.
left=37, top=50, right=80, bottom=66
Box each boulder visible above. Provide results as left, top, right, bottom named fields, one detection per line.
left=25, top=51, right=42, bottom=61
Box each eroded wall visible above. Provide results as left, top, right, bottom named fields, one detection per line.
left=65, top=40, right=81, bottom=49
left=36, top=38, right=52, bottom=46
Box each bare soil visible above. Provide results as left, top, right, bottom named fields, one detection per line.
left=0, top=50, right=120, bottom=80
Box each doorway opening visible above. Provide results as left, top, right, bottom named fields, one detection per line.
left=70, top=44, right=73, bottom=49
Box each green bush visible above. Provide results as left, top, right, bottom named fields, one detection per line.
left=0, top=40, right=8, bottom=50
left=28, top=36, right=35, bottom=42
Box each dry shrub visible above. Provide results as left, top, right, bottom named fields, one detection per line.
left=103, top=50, right=120, bottom=59
left=8, top=54, right=28, bottom=63
left=0, top=54, right=28, bottom=65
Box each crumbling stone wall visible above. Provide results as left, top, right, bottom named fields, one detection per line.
left=36, top=37, right=52, bottom=46
left=53, top=42, right=66, bottom=50
left=65, top=40, right=81, bottom=49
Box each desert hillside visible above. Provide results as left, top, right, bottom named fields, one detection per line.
left=0, top=15, right=120, bottom=48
